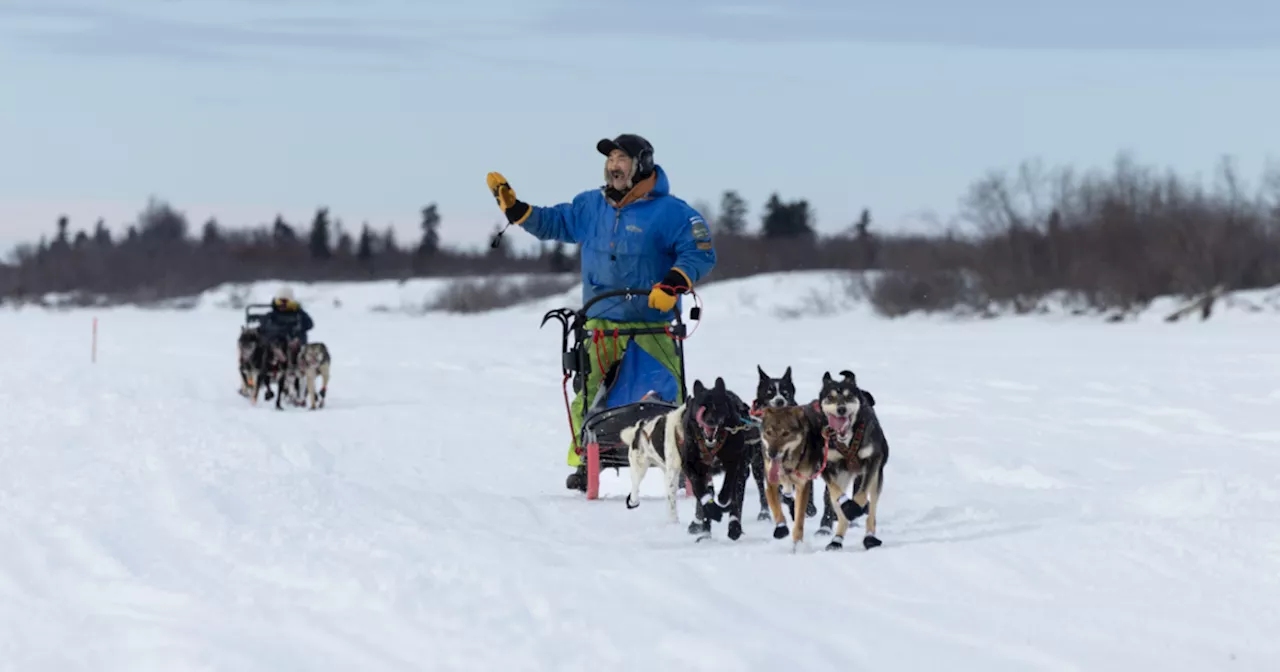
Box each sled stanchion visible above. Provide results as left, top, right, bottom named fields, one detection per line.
left=586, top=442, right=601, bottom=500
left=91, top=316, right=97, bottom=364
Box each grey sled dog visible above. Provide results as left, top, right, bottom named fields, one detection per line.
left=296, top=342, right=331, bottom=409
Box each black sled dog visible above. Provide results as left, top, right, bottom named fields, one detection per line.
left=622, top=377, right=756, bottom=542
left=814, top=370, right=888, bottom=551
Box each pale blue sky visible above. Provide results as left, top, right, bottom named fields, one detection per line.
left=3, top=0, right=1280, bottom=257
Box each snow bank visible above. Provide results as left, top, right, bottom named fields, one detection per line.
left=191, top=273, right=579, bottom=314
left=18, top=268, right=1280, bottom=324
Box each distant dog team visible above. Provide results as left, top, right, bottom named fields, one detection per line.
left=237, top=325, right=331, bottom=410
left=622, top=366, right=889, bottom=551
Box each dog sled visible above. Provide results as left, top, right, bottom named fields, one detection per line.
left=243, top=303, right=274, bottom=328
left=541, top=286, right=701, bottom=500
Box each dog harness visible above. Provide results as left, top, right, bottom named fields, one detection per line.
left=692, top=406, right=758, bottom=465
left=766, top=401, right=872, bottom=483
left=692, top=406, right=729, bottom=465
left=815, top=400, right=873, bottom=467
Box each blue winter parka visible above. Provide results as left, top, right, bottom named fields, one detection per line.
left=520, top=164, right=717, bottom=322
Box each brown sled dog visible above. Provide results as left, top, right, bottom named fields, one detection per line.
left=758, top=403, right=829, bottom=549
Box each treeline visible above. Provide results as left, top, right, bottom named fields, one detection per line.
left=0, top=202, right=571, bottom=305
left=3, top=153, right=1279, bottom=316
left=862, top=154, right=1280, bottom=317
left=0, top=190, right=881, bottom=305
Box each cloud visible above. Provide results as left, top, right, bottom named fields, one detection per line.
left=0, top=1, right=451, bottom=69
left=535, top=0, right=1280, bottom=49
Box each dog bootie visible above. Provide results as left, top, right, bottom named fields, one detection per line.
left=727, top=516, right=743, bottom=540
left=700, top=495, right=725, bottom=522
left=838, top=495, right=866, bottom=521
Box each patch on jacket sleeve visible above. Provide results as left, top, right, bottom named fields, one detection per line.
left=690, top=215, right=710, bottom=241
left=696, top=241, right=713, bottom=250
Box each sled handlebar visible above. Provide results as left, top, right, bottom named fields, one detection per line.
left=244, top=302, right=274, bottom=325
left=579, top=287, right=692, bottom=322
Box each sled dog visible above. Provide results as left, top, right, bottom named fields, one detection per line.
left=297, top=342, right=331, bottom=409
left=238, top=326, right=261, bottom=397
left=758, top=401, right=830, bottom=549
left=623, top=377, right=756, bottom=541
left=813, top=369, right=888, bottom=551
left=751, top=365, right=836, bottom=531
left=621, top=407, right=686, bottom=525
left=250, top=338, right=292, bottom=408
left=754, top=364, right=797, bottom=411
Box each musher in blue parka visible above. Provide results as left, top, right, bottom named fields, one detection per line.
left=485, top=133, right=717, bottom=491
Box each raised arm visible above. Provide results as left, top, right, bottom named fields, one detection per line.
left=521, top=201, right=583, bottom=244
left=485, top=171, right=583, bottom=244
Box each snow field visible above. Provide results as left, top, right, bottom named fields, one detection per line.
left=2, top=273, right=1279, bottom=671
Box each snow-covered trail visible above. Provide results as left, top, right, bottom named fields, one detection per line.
left=2, top=301, right=1279, bottom=671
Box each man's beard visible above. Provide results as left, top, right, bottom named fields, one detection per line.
left=605, top=165, right=632, bottom=191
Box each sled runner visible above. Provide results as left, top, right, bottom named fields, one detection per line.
left=541, top=286, right=701, bottom=500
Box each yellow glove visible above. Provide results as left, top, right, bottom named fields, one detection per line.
left=486, top=172, right=531, bottom=224
left=648, top=287, right=677, bottom=312
left=648, top=268, right=691, bottom=312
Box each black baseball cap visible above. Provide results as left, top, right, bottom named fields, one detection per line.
left=596, top=134, right=653, bottom=159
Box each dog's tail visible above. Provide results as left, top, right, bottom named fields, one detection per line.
left=620, top=423, right=638, bottom=453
